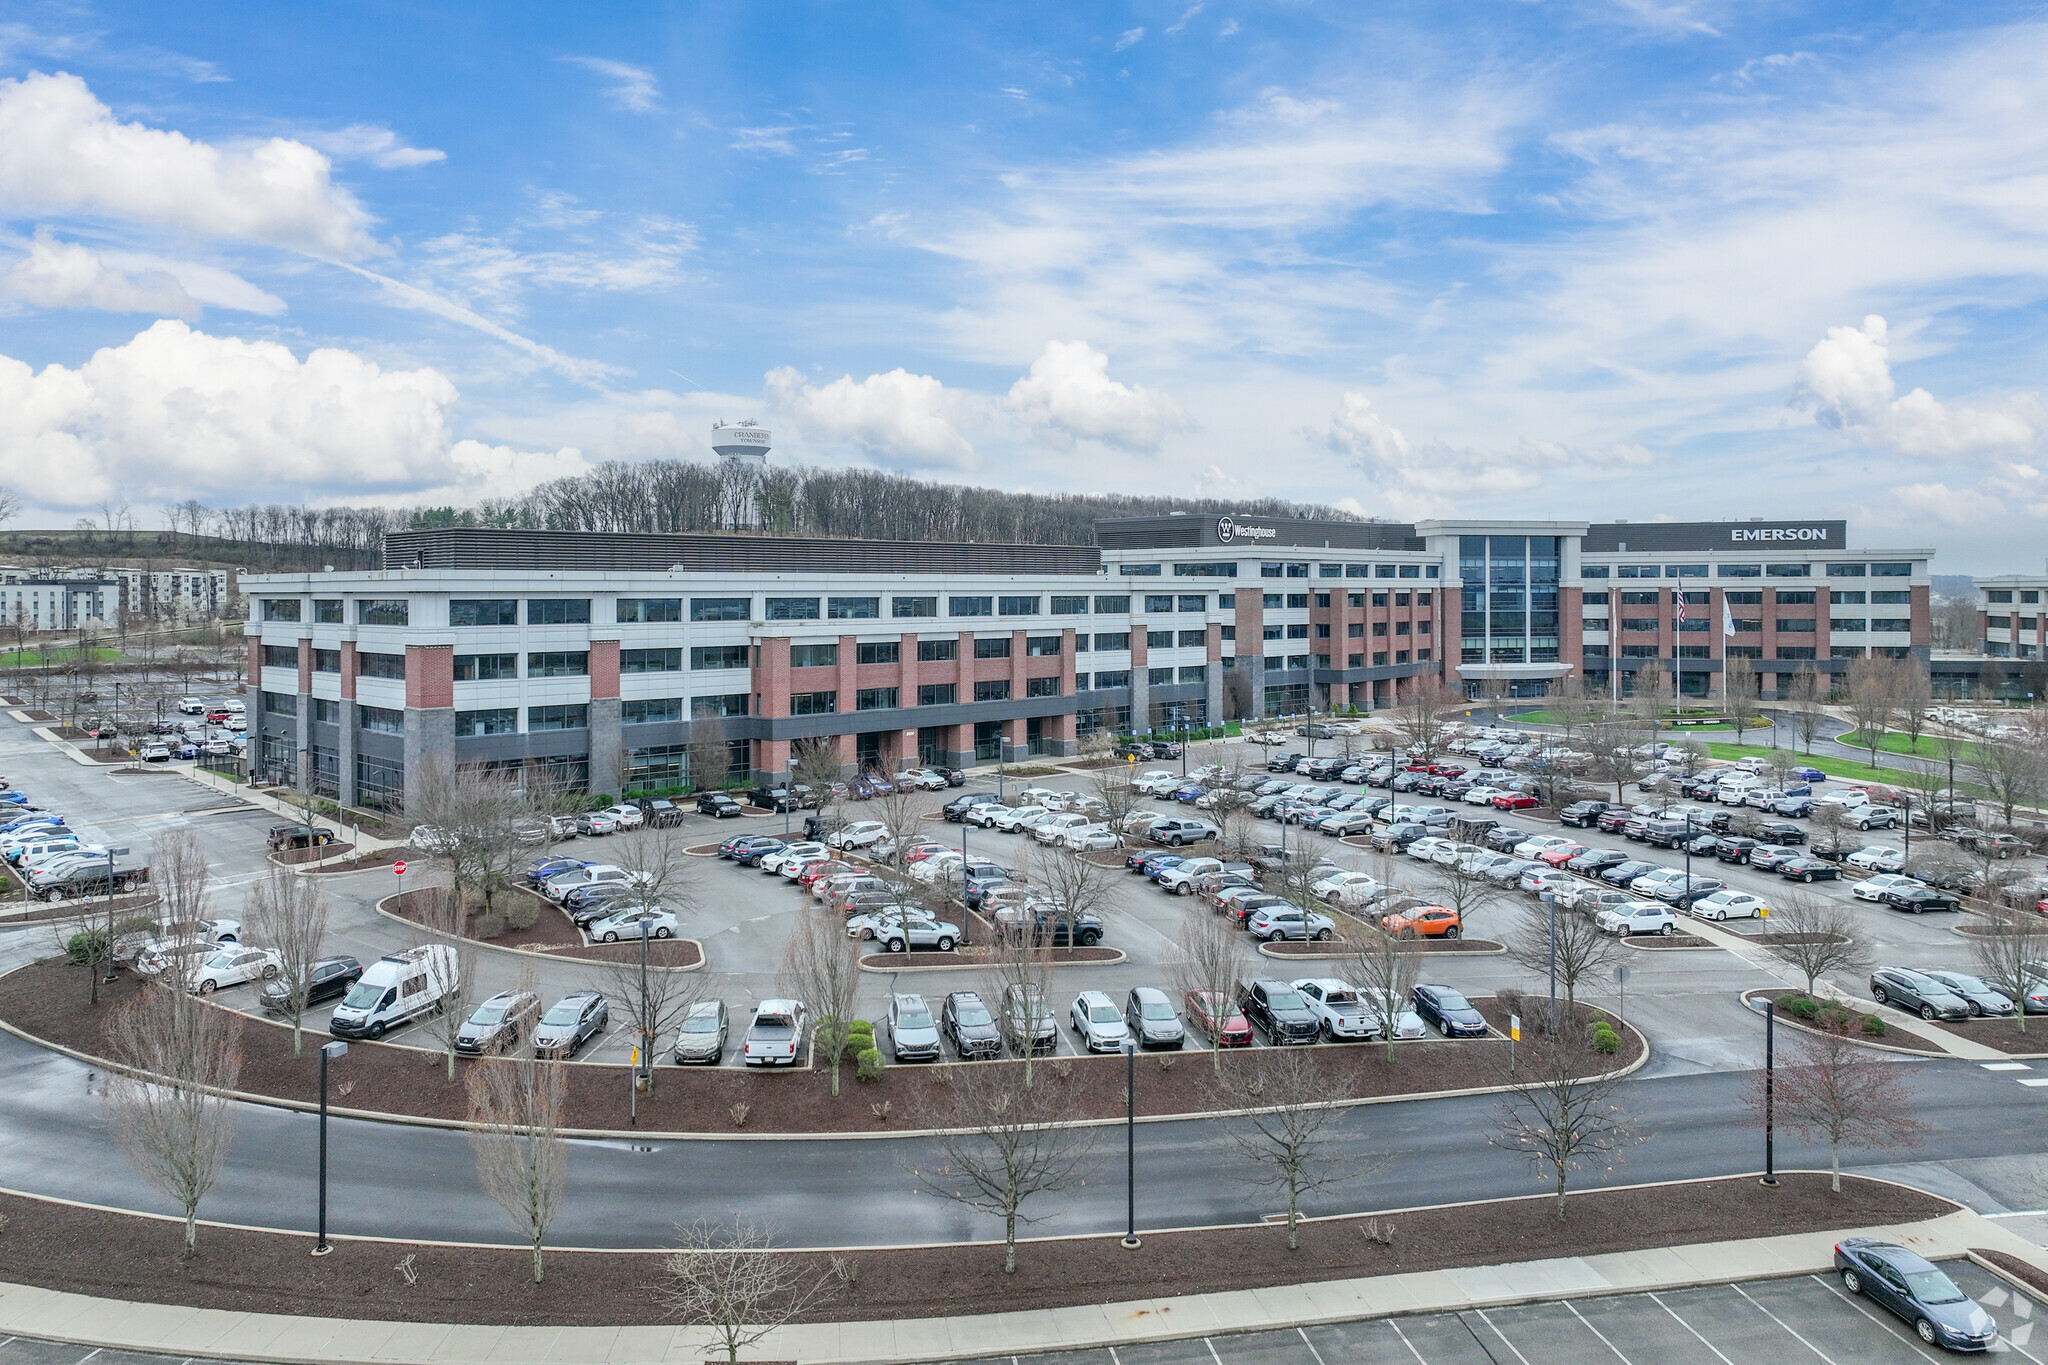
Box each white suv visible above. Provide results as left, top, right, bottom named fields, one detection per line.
left=1070, top=991, right=1130, bottom=1052
left=1156, top=857, right=1223, bottom=896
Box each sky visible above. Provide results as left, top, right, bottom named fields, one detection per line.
left=1, top=2, right=2047, bottom=572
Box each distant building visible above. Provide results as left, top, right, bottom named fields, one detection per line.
left=0, top=577, right=116, bottom=632
left=0, top=564, right=232, bottom=624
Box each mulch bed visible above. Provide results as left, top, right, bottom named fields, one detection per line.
left=859, top=946, right=1123, bottom=969
left=384, top=887, right=702, bottom=969
left=1079, top=849, right=1130, bottom=866
left=1974, top=1248, right=2048, bottom=1298
left=1261, top=937, right=1507, bottom=956
left=269, top=842, right=357, bottom=866
left=1748, top=988, right=1947, bottom=1054
left=1624, top=934, right=1714, bottom=949
left=0, top=963, right=1636, bottom=1134
left=20, top=709, right=56, bottom=722
left=0, top=1176, right=1946, bottom=1327
left=300, top=847, right=406, bottom=875
left=1922, top=1017, right=2048, bottom=1056
left=1727, top=931, right=1854, bottom=946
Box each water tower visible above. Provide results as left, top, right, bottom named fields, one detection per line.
left=711, top=420, right=771, bottom=471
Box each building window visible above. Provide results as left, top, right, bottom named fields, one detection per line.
left=1118, top=563, right=1162, bottom=576
left=1582, top=592, right=1609, bottom=606
left=1732, top=618, right=1762, bottom=633
left=1775, top=646, right=1817, bottom=660
left=1776, top=618, right=1817, bottom=633
left=621, top=648, right=683, bottom=673
left=906, top=680, right=955, bottom=708
left=690, top=645, right=750, bottom=670
left=357, top=651, right=406, bottom=680
left=968, top=637, right=1009, bottom=660
left=1262, top=562, right=1285, bottom=579
left=1285, top=563, right=1309, bottom=578
left=1619, top=591, right=1658, bottom=606
left=1026, top=675, right=1062, bottom=697
left=1871, top=618, right=1912, bottom=632
left=1288, top=654, right=1311, bottom=669
left=951, top=596, right=993, bottom=617
left=1373, top=651, right=1389, bottom=666
left=1265, top=625, right=1285, bottom=640
left=789, top=643, right=838, bottom=668
left=1831, top=590, right=1867, bottom=605
left=454, top=652, right=517, bottom=681
left=1665, top=564, right=1708, bottom=578
left=1871, top=562, right=1912, bottom=577
left=1093, top=631, right=1130, bottom=651
left=455, top=707, right=517, bottom=737
left=1581, top=565, right=1611, bottom=579
left=1286, top=593, right=1309, bottom=609
left=1026, top=636, right=1062, bottom=656
left=359, top=599, right=409, bottom=626
left=1581, top=645, right=1609, bottom=659
left=1830, top=619, right=1868, bottom=633
left=616, top=597, right=682, bottom=623
left=789, top=691, right=837, bottom=715
left=1725, top=591, right=1763, bottom=605
left=313, top=599, right=343, bottom=624
left=313, top=648, right=340, bottom=674
left=999, top=596, right=1041, bottom=615
left=1775, top=591, right=1817, bottom=605
left=1286, top=624, right=1309, bottom=639
left=450, top=599, right=518, bottom=626
left=354, top=755, right=405, bottom=813
left=1145, top=594, right=1176, bottom=613
left=1218, top=593, right=1235, bottom=608
left=1871, top=590, right=1910, bottom=605
left=261, top=690, right=297, bottom=717
left=528, top=704, right=589, bottom=731
left=1319, top=564, right=1344, bottom=578
left=1051, top=595, right=1090, bottom=614
left=1174, top=562, right=1236, bottom=577
left=1372, top=622, right=1389, bottom=637
left=1147, top=667, right=1174, bottom=685
left=692, top=597, right=749, bottom=622
left=1725, top=645, right=1763, bottom=659
left=1094, top=670, right=1131, bottom=688
left=1394, top=621, right=1411, bottom=636
left=1615, top=566, right=1657, bottom=579
left=1094, top=594, right=1130, bottom=613
left=893, top=596, right=938, bottom=618
left=1178, top=666, right=1206, bottom=684
left=856, top=687, right=899, bottom=711
left=528, top=650, right=589, bottom=677
left=974, top=679, right=1011, bottom=701
left=623, top=698, right=682, bottom=724
left=1264, top=593, right=1284, bottom=609
left=1347, top=623, right=1365, bottom=638
left=1315, top=593, right=1332, bottom=608
left=765, top=597, right=820, bottom=621
left=1832, top=646, right=1866, bottom=660
left=262, top=598, right=302, bottom=622
left=359, top=704, right=404, bottom=734
left=918, top=639, right=958, bottom=662
left=856, top=641, right=900, bottom=665
left=626, top=744, right=687, bottom=791
left=827, top=596, right=879, bottom=620
left=1619, top=644, right=1660, bottom=658
left=312, top=698, right=340, bottom=725
left=1147, top=629, right=1174, bottom=648
left=1675, top=618, right=1708, bottom=633
left=1179, top=629, right=1207, bottom=647
left=1346, top=565, right=1374, bottom=579
left=528, top=599, right=590, bottom=625
left=261, top=643, right=298, bottom=670
left=692, top=693, right=749, bottom=717
left=1826, top=563, right=1868, bottom=578
left=1766, top=564, right=1811, bottom=578
left=1989, top=614, right=2013, bottom=629
left=1717, top=564, right=1762, bottom=578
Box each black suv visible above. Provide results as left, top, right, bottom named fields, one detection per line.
left=943, top=792, right=1002, bottom=822
left=697, top=791, right=744, bottom=818
left=1558, top=801, right=1610, bottom=828
left=1009, top=911, right=1105, bottom=947
left=1235, top=978, right=1319, bottom=1044
left=1412, top=983, right=1488, bottom=1037
left=941, top=990, right=1002, bottom=1059
left=267, top=823, right=335, bottom=850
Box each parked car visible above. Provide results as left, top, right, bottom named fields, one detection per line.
left=1291, top=977, right=1375, bottom=1041
left=877, top=917, right=962, bottom=953
left=1381, top=905, right=1462, bottom=939
left=534, top=990, right=609, bottom=1058
left=1596, top=901, right=1676, bottom=936
left=1247, top=905, right=1337, bottom=942
left=887, top=993, right=943, bottom=1062
left=1879, top=885, right=1961, bottom=915
left=1069, top=990, right=1131, bottom=1052
left=1846, top=845, right=1907, bottom=874
left=696, top=791, right=744, bottom=818
left=1184, top=989, right=1252, bottom=1047
left=1833, top=1238, right=1998, bottom=1350
left=1148, top=817, right=1219, bottom=847
left=586, top=904, right=680, bottom=942
left=1236, top=978, right=1320, bottom=1044
left=1851, top=873, right=1925, bottom=902
left=329, top=945, right=460, bottom=1040
left=1777, top=857, right=1840, bottom=883
left=1688, top=889, right=1770, bottom=921
left=1868, top=968, right=1970, bottom=1021
left=942, top=990, right=1003, bottom=1059
left=1124, top=986, right=1186, bottom=1050
left=259, top=955, right=363, bottom=1012
left=1412, top=983, right=1489, bottom=1038
left=455, top=989, right=542, bottom=1055
left=185, top=945, right=283, bottom=994
left=1919, top=971, right=2015, bottom=1018
left=1001, top=983, right=1059, bottom=1056
left=670, top=999, right=729, bottom=1064
left=743, top=999, right=808, bottom=1066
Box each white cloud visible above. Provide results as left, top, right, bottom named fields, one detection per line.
left=1732, top=51, right=1815, bottom=86
left=732, top=125, right=799, bottom=155
left=324, top=260, right=617, bottom=385
left=1165, top=4, right=1204, bottom=35
left=305, top=124, right=446, bottom=169
left=1218, top=19, right=1240, bottom=37
left=1796, top=314, right=2035, bottom=458
left=562, top=57, right=660, bottom=113
left=766, top=365, right=977, bottom=469
left=0, top=233, right=285, bottom=318
left=1890, top=482, right=2011, bottom=526
left=417, top=216, right=698, bottom=312
left=0, top=71, right=376, bottom=257
left=1004, top=340, right=1192, bottom=452
left=0, top=319, right=586, bottom=509
left=1115, top=28, right=1146, bottom=52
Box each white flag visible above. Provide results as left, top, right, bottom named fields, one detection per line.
left=1723, top=601, right=1736, bottom=637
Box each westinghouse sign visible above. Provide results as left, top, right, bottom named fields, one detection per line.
left=1216, top=517, right=1279, bottom=543
left=1730, top=526, right=1833, bottom=543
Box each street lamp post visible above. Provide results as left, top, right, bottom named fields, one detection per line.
left=1746, top=995, right=1777, bottom=1186
left=1120, top=1037, right=1140, bottom=1249
left=314, top=1039, right=349, bottom=1254
left=1541, top=891, right=1557, bottom=1034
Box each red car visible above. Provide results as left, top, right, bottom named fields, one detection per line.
left=1429, top=763, right=1468, bottom=777
left=902, top=840, right=949, bottom=864
left=1539, top=843, right=1588, bottom=868
left=799, top=860, right=853, bottom=888
left=1184, top=990, right=1252, bottom=1047
left=1492, top=792, right=1541, bottom=811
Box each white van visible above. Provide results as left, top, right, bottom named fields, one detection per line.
left=328, top=945, right=458, bottom=1040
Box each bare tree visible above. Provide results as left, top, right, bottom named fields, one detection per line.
left=1218, top=1045, right=1376, bottom=1250
left=243, top=865, right=328, bottom=1057
left=408, top=886, right=481, bottom=1080
left=1222, top=665, right=1258, bottom=722
left=104, top=979, right=243, bottom=1256
left=1843, top=656, right=1898, bottom=771
left=1171, top=909, right=1252, bottom=1078
left=1745, top=1027, right=1926, bottom=1192
left=1389, top=679, right=1462, bottom=765
left=779, top=908, right=863, bottom=1096
left=407, top=754, right=529, bottom=921
left=1970, top=904, right=2048, bottom=1035
left=54, top=892, right=147, bottom=1005
left=1629, top=659, right=1670, bottom=730
left=1760, top=893, right=1870, bottom=997
left=790, top=737, right=844, bottom=836
left=918, top=1061, right=1097, bottom=1273
left=153, top=827, right=213, bottom=930
left=1788, top=667, right=1827, bottom=754
left=604, top=823, right=695, bottom=909
left=1723, top=655, right=1760, bottom=735
left=1581, top=711, right=1648, bottom=802
left=655, top=1217, right=839, bottom=1365
left=1490, top=1015, right=1642, bottom=1221
left=466, top=1049, right=570, bottom=1283
left=0, top=484, right=21, bottom=529
left=1978, top=730, right=2048, bottom=826
left=1213, top=792, right=1262, bottom=862
left=588, top=930, right=704, bottom=1095
left=1421, top=854, right=1501, bottom=933
left=869, top=782, right=930, bottom=871
left=1089, top=763, right=1143, bottom=846
left=1891, top=663, right=1933, bottom=756
left=977, top=927, right=1056, bottom=1088
left=1027, top=843, right=1120, bottom=939
left=687, top=712, right=733, bottom=795
left=1505, top=898, right=1621, bottom=1014
left=1350, top=926, right=1422, bottom=1062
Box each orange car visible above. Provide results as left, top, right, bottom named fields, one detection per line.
left=1380, top=905, right=1463, bottom=939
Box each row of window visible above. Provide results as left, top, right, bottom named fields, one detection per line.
left=1584, top=562, right=1912, bottom=581
left=1587, top=616, right=1912, bottom=635
left=264, top=593, right=1183, bottom=627
left=785, top=676, right=1064, bottom=713
left=1343, top=651, right=1429, bottom=667
left=1585, top=588, right=1908, bottom=607
left=1111, top=561, right=1436, bottom=580
left=1987, top=589, right=2044, bottom=604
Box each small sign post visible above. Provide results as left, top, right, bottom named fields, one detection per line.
left=1614, top=964, right=1632, bottom=1030
left=1509, top=1013, right=1520, bottom=1072
left=393, top=860, right=407, bottom=876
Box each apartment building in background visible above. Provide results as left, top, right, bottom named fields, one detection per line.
left=0, top=564, right=232, bottom=626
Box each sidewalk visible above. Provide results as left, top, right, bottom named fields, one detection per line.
left=0, top=1202, right=2038, bottom=1365
left=180, top=766, right=411, bottom=855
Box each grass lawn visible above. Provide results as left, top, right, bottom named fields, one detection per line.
left=1857, top=730, right=1995, bottom=766
left=1702, top=741, right=1992, bottom=796
left=0, top=646, right=124, bottom=667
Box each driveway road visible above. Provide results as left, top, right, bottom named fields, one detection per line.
left=2, top=1023, right=2045, bottom=1251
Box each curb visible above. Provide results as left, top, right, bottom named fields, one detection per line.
left=857, top=947, right=1128, bottom=973
left=1736, top=988, right=1952, bottom=1058
left=1258, top=939, right=1508, bottom=960
left=373, top=891, right=705, bottom=974
left=1621, top=936, right=1720, bottom=951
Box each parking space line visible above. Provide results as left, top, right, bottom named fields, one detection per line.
left=1384, top=1321, right=1428, bottom=1364
left=1204, top=1337, right=1226, bottom=1365
left=1646, top=1293, right=1737, bottom=1365
left=1564, top=1300, right=1634, bottom=1363
left=1809, top=1276, right=1946, bottom=1363
left=1295, top=1327, right=1328, bottom=1365
left=1730, top=1283, right=1841, bottom=1363
left=1468, top=1310, right=1531, bottom=1365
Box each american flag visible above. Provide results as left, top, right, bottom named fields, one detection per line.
left=1675, top=591, right=1686, bottom=628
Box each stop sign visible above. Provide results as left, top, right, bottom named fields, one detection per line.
left=393, top=860, right=407, bottom=876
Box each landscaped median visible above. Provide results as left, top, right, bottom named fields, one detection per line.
left=1258, top=936, right=1505, bottom=959
left=379, top=886, right=704, bottom=970
left=1740, top=987, right=1948, bottom=1055
left=0, top=959, right=1642, bottom=1137
left=0, top=1175, right=1951, bottom=1330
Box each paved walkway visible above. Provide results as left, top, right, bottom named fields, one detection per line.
left=0, top=1202, right=2041, bottom=1365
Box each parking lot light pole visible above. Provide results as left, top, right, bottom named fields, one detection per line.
left=1747, top=995, right=1777, bottom=1186
left=314, top=1039, right=348, bottom=1254
left=1541, top=891, right=1557, bottom=1034
left=1120, top=1037, right=1140, bottom=1249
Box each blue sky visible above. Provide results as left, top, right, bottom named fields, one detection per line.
left=2, top=1, right=2047, bottom=570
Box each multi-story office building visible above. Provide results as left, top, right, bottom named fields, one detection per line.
left=0, top=576, right=116, bottom=632
left=1978, top=576, right=2048, bottom=660
left=238, top=515, right=1933, bottom=812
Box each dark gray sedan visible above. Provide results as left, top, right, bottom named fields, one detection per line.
left=1920, top=970, right=2015, bottom=1018
left=1869, top=967, right=1971, bottom=1021
left=1834, top=1239, right=1997, bottom=1350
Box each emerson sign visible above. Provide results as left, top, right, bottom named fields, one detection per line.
left=1729, top=526, right=1833, bottom=543
left=1216, top=517, right=1279, bottom=543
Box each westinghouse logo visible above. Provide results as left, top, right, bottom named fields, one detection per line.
left=1730, top=527, right=1831, bottom=542
left=1217, top=516, right=1278, bottom=543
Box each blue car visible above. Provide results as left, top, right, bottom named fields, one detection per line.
left=1791, top=766, right=1827, bottom=783
left=1834, top=1239, right=1996, bottom=1350
left=174, top=741, right=202, bottom=759
left=0, top=812, right=57, bottom=832
left=1173, top=785, right=1205, bottom=804
left=1142, top=854, right=1185, bottom=880
left=523, top=856, right=589, bottom=886
left=0, top=791, right=26, bottom=806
